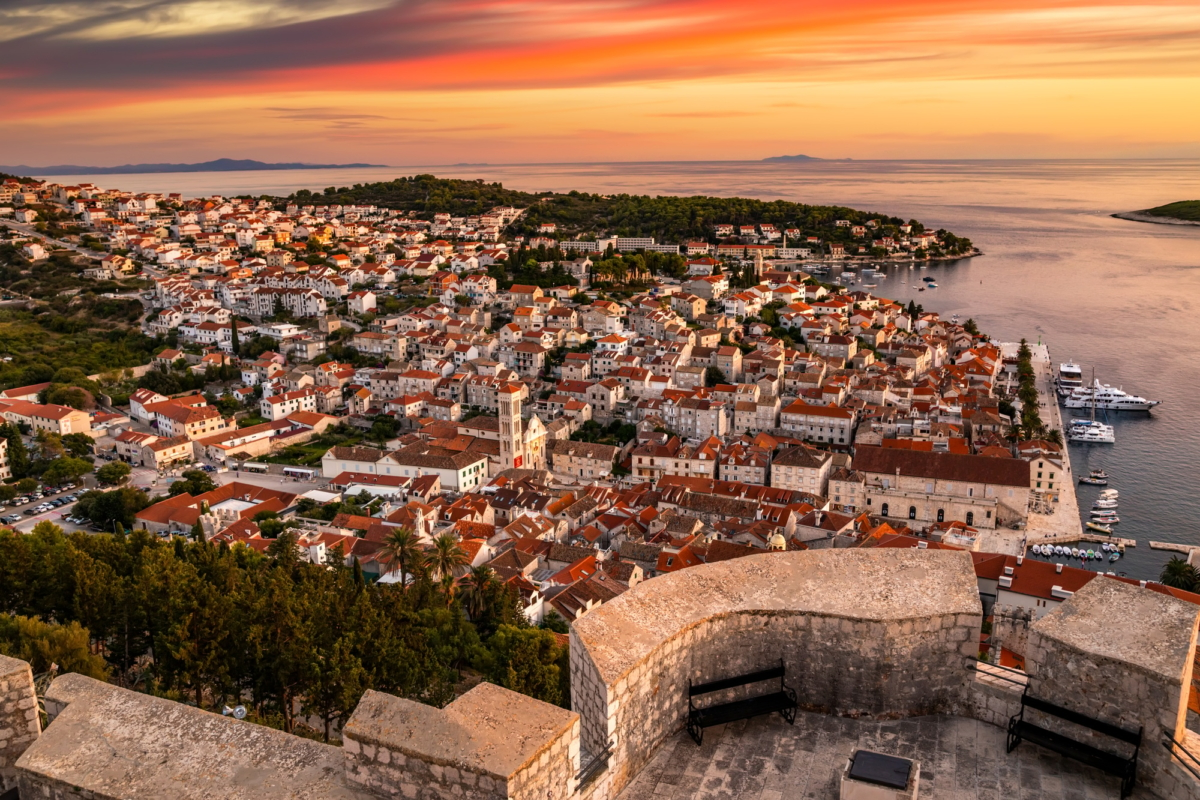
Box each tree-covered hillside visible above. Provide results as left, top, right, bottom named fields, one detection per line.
left=1142, top=200, right=1200, bottom=222
left=283, top=175, right=973, bottom=253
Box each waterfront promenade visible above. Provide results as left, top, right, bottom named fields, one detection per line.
left=976, top=343, right=1085, bottom=556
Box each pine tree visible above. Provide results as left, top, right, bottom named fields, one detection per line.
left=230, top=318, right=240, bottom=356
left=0, top=424, right=29, bottom=479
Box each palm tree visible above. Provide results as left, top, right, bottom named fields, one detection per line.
left=439, top=572, right=458, bottom=608
left=1160, top=557, right=1198, bottom=592
left=460, top=566, right=498, bottom=621
left=1045, top=429, right=1064, bottom=447
left=430, top=533, right=470, bottom=581
left=379, top=527, right=425, bottom=593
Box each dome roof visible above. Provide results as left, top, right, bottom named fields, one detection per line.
left=768, top=532, right=787, bottom=551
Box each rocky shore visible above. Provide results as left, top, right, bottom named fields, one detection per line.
left=1112, top=211, right=1200, bottom=227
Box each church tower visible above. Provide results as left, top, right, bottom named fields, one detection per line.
left=498, top=383, right=525, bottom=470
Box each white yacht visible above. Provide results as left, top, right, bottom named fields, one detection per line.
left=1068, top=420, right=1116, bottom=443
left=1056, top=362, right=1083, bottom=395
left=1064, top=379, right=1161, bottom=411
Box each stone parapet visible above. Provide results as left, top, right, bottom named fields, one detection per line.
left=1026, top=577, right=1200, bottom=799
left=343, top=682, right=580, bottom=800
left=17, top=674, right=371, bottom=800
left=570, top=549, right=983, bottom=796
left=0, top=654, right=40, bottom=791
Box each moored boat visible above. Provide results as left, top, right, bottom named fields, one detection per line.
left=1064, top=378, right=1162, bottom=411
left=1086, top=522, right=1113, bottom=534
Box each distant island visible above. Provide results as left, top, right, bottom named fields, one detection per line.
left=762, top=154, right=824, bottom=162
left=1113, top=200, right=1200, bottom=227
left=0, top=158, right=386, bottom=176
left=761, top=154, right=854, bottom=163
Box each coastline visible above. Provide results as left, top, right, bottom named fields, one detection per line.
left=1111, top=211, right=1200, bottom=227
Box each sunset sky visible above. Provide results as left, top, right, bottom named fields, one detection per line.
left=2, top=0, right=1199, bottom=165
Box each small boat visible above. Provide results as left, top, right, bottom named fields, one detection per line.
left=1101, top=543, right=1111, bottom=552
left=1086, top=550, right=1096, bottom=559
left=1099, top=489, right=1119, bottom=500
left=1055, top=546, right=1064, bottom=556
left=918, top=288, right=926, bottom=292
left=1092, top=500, right=1118, bottom=509
left=1109, top=552, right=1121, bottom=562
left=1079, top=476, right=1108, bottom=485
left=1086, top=522, right=1113, bottom=534
left=1090, top=469, right=1109, bottom=479
left=1071, top=548, right=1080, bottom=557
left=927, top=282, right=938, bottom=288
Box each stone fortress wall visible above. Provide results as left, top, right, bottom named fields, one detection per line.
left=569, top=549, right=983, bottom=795
left=2, top=549, right=1200, bottom=799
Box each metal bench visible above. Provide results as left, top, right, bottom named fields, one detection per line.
left=1007, top=688, right=1141, bottom=798
left=686, top=660, right=797, bottom=745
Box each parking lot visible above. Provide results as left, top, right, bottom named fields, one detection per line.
left=6, top=483, right=88, bottom=534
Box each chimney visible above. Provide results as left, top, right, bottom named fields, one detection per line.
left=1055, top=563, right=1063, bottom=573
left=1016, top=555, right=1024, bottom=566
left=1139, top=580, right=1147, bottom=588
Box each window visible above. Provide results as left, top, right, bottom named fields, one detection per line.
left=881, top=503, right=889, bottom=517
left=908, top=506, right=917, bottom=520
left=937, top=508, right=945, bottom=522
left=966, top=512, right=974, bottom=526
left=1037, top=481, right=1042, bottom=488
left=987, top=511, right=992, bottom=519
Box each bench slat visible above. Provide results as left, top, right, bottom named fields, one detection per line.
left=1015, top=721, right=1132, bottom=776
left=691, top=691, right=795, bottom=728
left=1022, top=696, right=1141, bottom=745
left=690, top=666, right=785, bottom=696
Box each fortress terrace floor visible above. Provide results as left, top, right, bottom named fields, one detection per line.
left=616, top=710, right=1159, bottom=800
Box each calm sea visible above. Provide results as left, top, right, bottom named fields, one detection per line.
left=45, top=160, right=1200, bottom=579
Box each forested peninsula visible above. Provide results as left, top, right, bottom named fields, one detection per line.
left=1113, top=200, right=1200, bottom=226
left=283, top=175, right=976, bottom=256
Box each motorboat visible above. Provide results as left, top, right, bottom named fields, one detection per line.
left=1092, top=500, right=1119, bottom=509
left=1057, top=362, right=1084, bottom=394
left=1070, top=548, right=1080, bottom=557
left=1069, top=421, right=1115, bottom=443
left=1090, top=469, right=1109, bottom=480
left=1054, top=546, right=1065, bottom=556
left=1079, top=476, right=1108, bottom=485
left=1064, top=379, right=1161, bottom=411
left=927, top=282, right=938, bottom=288
left=1098, top=489, right=1118, bottom=499
left=1109, top=552, right=1121, bottom=562
left=1086, top=522, right=1113, bottom=534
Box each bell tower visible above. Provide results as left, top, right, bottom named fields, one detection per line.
left=498, top=382, right=525, bottom=470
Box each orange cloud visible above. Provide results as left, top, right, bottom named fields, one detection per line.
left=2, top=0, right=1198, bottom=161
